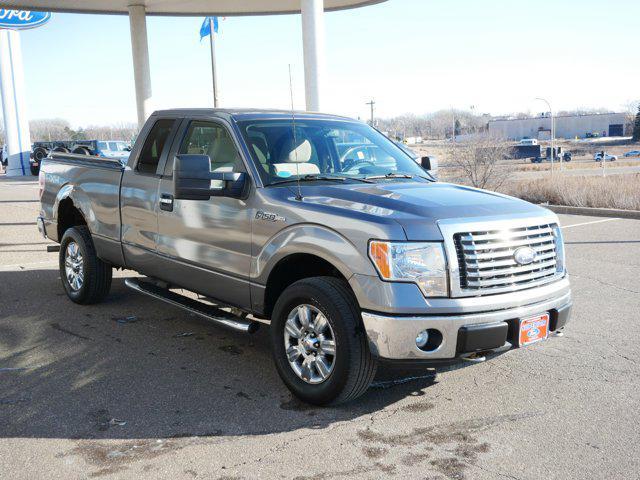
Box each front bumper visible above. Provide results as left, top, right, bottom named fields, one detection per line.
left=361, top=286, right=572, bottom=361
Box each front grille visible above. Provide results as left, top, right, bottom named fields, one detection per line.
left=454, top=223, right=559, bottom=295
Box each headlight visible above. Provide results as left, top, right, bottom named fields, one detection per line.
left=552, top=225, right=566, bottom=274
left=368, top=241, right=448, bottom=297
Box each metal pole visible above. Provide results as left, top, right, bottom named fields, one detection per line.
left=209, top=18, right=219, bottom=108
left=535, top=98, right=553, bottom=175
left=548, top=106, right=554, bottom=174
left=0, top=29, right=31, bottom=177
left=128, top=5, right=153, bottom=128
left=301, top=0, right=325, bottom=111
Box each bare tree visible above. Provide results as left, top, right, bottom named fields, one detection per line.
left=447, top=135, right=515, bottom=190
left=84, top=122, right=138, bottom=142
left=29, top=118, right=72, bottom=141
left=376, top=109, right=489, bottom=140
left=623, top=99, right=640, bottom=136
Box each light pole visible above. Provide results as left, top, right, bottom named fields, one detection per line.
left=535, top=98, right=557, bottom=173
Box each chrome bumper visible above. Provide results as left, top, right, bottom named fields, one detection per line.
left=361, top=287, right=572, bottom=360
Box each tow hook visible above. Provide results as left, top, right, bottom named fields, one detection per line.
left=461, top=352, right=487, bottom=363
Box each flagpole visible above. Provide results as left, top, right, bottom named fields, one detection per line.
left=209, top=17, right=219, bottom=108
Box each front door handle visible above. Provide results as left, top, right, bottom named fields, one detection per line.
left=159, top=193, right=174, bottom=212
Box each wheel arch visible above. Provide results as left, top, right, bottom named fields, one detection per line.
left=254, top=224, right=375, bottom=318
left=54, top=186, right=92, bottom=240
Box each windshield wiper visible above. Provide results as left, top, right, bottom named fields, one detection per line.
left=270, top=174, right=347, bottom=185
left=270, top=174, right=377, bottom=185
left=363, top=172, right=414, bottom=180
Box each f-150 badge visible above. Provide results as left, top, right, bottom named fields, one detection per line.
left=255, top=211, right=285, bottom=222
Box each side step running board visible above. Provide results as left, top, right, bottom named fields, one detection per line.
left=124, top=278, right=260, bottom=334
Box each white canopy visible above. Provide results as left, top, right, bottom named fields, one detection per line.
left=1, top=0, right=385, bottom=15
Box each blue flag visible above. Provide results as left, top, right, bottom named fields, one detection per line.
left=200, top=16, right=218, bottom=40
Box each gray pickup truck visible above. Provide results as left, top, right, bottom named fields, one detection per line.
left=37, top=109, right=572, bottom=405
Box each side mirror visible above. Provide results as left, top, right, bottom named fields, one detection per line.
left=174, top=154, right=246, bottom=200
left=421, top=155, right=438, bottom=171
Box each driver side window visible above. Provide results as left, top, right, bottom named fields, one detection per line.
left=179, top=121, right=244, bottom=173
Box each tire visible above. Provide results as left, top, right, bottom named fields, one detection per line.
left=59, top=226, right=112, bottom=304
left=72, top=146, right=91, bottom=155
left=33, top=146, right=48, bottom=161
left=270, top=276, right=377, bottom=406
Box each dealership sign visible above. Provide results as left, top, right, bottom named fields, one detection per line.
left=0, top=9, right=51, bottom=29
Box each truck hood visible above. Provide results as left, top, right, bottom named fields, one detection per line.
left=296, top=181, right=552, bottom=240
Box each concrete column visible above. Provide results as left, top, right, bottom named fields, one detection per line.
left=0, top=29, right=31, bottom=176
left=301, top=0, right=326, bottom=112
left=128, top=5, right=153, bottom=127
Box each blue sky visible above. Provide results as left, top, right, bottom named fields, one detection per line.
left=14, top=0, right=640, bottom=127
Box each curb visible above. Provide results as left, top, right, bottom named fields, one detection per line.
left=541, top=204, right=640, bottom=219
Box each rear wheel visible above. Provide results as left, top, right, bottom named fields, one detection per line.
left=30, top=147, right=47, bottom=175
left=270, top=277, right=377, bottom=406
left=72, top=146, right=91, bottom=155
left=59, top=226, right=112, bottom=304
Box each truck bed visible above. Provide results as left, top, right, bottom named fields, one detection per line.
left=39, top=152, right=125, bottom=250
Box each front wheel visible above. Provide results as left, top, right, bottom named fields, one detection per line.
left=270, top=277, right=377, bottom=406
left=59, top=226, right=112, bottom=304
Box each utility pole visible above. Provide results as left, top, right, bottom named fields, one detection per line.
left=209, top=17, right=219, bottom=108
left=366, top=99, right=375, bottom=126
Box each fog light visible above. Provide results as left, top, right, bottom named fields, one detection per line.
left=416, top=330, right=430, bottom=348
left=416, top=328, right=444, bottom=352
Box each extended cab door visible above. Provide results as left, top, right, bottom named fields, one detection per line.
left=120, top=116, right=180, bottom=271
left=155, top=118, right=253, bottom=310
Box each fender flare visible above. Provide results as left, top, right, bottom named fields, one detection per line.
left=252, top=223, right=376, bottom=285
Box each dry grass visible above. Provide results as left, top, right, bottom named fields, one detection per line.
left=504, top=174, right=640, bottom=210
left=513, top=159, right=640, bottom=172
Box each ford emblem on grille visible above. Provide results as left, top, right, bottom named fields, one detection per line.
left=513, top=246, right=537, bottom=265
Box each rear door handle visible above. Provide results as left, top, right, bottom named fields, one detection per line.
left=159, top=193, right=174, bottom=212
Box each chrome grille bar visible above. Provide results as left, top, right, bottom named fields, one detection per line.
left=453, top=222, right=561, bottom=295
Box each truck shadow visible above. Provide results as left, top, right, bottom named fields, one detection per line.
left=0, top=268, right=484, bottom=441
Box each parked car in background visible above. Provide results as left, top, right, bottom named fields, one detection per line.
left=519, top=138, right=538, bottom=146
left=30, top=139, right=131, bottom=175
left=96, top=141, right=132, bottom=163
left=594, top=152, right=617, bottom=162
left=623, top=150, right=640, bottom=158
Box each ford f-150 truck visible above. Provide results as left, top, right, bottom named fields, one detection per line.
left=38, top=109, right=572, bottom=405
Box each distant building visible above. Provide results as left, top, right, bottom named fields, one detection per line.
left=488, top=112, right=627, bottom=140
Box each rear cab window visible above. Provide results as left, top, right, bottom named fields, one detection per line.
left=136, top=119, right=177, bottom=175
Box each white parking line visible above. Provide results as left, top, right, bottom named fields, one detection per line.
left=0, top=260, right=57, bottom=272
left=561, top=218, right=620, bottom=229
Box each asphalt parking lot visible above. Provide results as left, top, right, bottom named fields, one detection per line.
left=1, top=177, right=639, bottom=479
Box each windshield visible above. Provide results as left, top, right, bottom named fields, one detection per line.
left=109, top=141, right=128, bottom=151
left=235, top=118, right=431, bottom=185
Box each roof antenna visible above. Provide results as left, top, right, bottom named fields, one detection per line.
left=288, top=64, right=303, bottom=201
